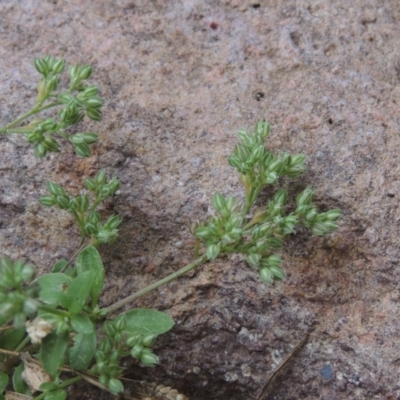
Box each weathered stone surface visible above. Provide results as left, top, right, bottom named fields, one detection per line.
left=1, top=0, right=400, bottom=399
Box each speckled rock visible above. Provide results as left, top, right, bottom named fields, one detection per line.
left=1, top=0, right=400, bottom=399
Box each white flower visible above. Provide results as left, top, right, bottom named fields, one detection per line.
left=26, top=318, right=53, bottom=344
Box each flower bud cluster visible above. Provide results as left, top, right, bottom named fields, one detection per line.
left=127, top=332, right=159, bottom=366
left=34, top=55, right=66, bottom=78
left=295, top=187, right=341, bottom=235
left=25, top=118, right=60, bottom=158
left=192, top=122, right=341, bottom=285
left=228, top=122, right=307, bottom=207
left=39, top=174, right=121, bottom=243
left=0, top=257, right=39, bottom=327
left=195, top=193, right=244, bottom=260
left=91, top=314, right=159, bottom=395
left=31, top=56, right=103, bottom=158
left=84, top=170, right=120, bottom=201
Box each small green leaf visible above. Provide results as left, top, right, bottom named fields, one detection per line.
left=51, top=259, right=68, bottom=273
left=40, top=330, right=69, bottom=376
left=37, top=273, right=72, bottom=306
left=13, top=363, right=31, bottom=395
left=63, top=271, right=94, bottom=314
left=0, top=372, right=9, bottom=393
left=67, top=331, right=96, bottom=370
left=44, top=389, right=67, bottom=400
left=76, top=246, right=104, bottom=307
left=70, top=314, right=94, bottom=334
left=0, top=327, right=26, bottom=351
left=123, top=309, right=174, bottom=336
left=40, top=382, right=57, bottom=392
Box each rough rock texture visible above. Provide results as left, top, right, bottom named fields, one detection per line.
left=1, top=0, right=400, bottom=399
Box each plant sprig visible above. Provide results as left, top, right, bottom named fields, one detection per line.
left=0, top=57, right=341, bottom=399
left=0, top=55, right=103, bottom=158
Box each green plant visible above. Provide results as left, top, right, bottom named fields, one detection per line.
left=0, top=56, right=341, bottom=400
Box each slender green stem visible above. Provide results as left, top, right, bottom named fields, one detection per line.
left=14, top=336, right=30, bottom=353
left=39, top=305, right=70, bottom=318
left=33, top=376, right=82, bottom=400
left=0, top=101, right=62, bottom=133
left=104, top=254, right=209, bottom=316
left=60, top=238, right=87, bottom=273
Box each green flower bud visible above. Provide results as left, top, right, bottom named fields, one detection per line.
left=206, top=244, right=220, bottom=260
left=296, top=187, right=314, bottom=206
left=255, top=121, right=270, bottom=138
left=114, top=314, right=126, bottom=332
left=34, top=57, right=48, bottom=76
left=52, top=58, right=66, bottom=74
left=246, top=253, right=261, bottom=269
left=98, top=374, right=109, bottom=386
left=45, top=75, right=59, bottom=93
left=109, top=350, right=119, bottom=362
left=292, top=154, right=306, bottom=165
left=82, top=132, right=98, bottom=144
left=43, top=137, right=60, bottom=152
left=0, top=302, right=14, bottom=317
left=76, top=194, right=89, bottom=213
left=95, top=170, right=106, bottom=185
left=84, top=177, right=96, bottom=192
left=142, top=333, right=157, bottom=347
left=21, top=264, right=35, bottom=281
left=114, top=332, right=122, bottom=344
left=69, top=133, right=85, bottom=144
left=195, top=226, right=212, bottom=239
left=228, top=155, right=241, bottom=169
left=39, top=196, right=56, bottom=207
left=84, top=223, right=97, bottom=235
left=47, top=181, right=65, bottom=196
left=269, top=265, right=285, bottom=280
left=108, top=378, right=124, bottom=395
left=34, top=143, right=47, bottom=158
left=74, top=142, right=91, bottom=158
left=58, top=93, right=75, bottom=104
left=324, top=209, right=341, bottom=221
left=105, top=215, right=122, bottom=230
left=99, top=337, right=113, bottom=353
left=212, top=193, right=226, bottom=212
left=78, top=65, right=93, bottom=80
left=84, top=96, right=103, bottom=108
left=266, top=255, right=282, bottom=267
left=306, top=208, right=318, bottom=221
left=69, top=65, right=79, bottom=78
left=140, top=349, right=159, bottom=366
left=42, top=118, right=57, bottom=131
left=268, top=159, right=282, bottom=173
left=266, top=172, right=278, bottom=184
left=259, top=267, right=273, bottom=284
left=107, top=179, right=120, bottom=194
left=83, top=86, right=99, bottom=97
left=236, top=145, right=250, bottom=161
left=103, top=321, right=116, bottom=337
left=88, top=211, right=101, bottom=224
left=251, top=226, right=262, bottom=241
left=23, top=298, right=38, bottom=315
left=56, top=195, right=70, bottom=209
left=100, top=187, right=111, bottom=198
left=265, top=238, right=283, bottom=249
left=13, top=312, right=26, bottom=328
left=274, top=189, right=288, bottom=205
left=126, top=333, right=142, bottom=347
left=130, top=344, right=143, bottom=358
left=95, top=350, right=106, bottom=363
left=95, top=229, right=119, bottom=244
left=252, top=144, right=265, bottom=160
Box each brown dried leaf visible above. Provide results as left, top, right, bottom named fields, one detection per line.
left=20, top=352, right=52, bottom=393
